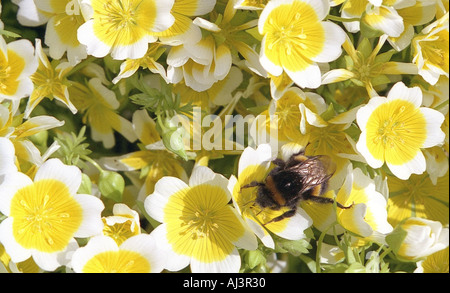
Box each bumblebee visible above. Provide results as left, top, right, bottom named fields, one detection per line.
left=242, top=151, right=352, bottom=224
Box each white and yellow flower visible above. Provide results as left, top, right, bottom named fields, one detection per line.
left=258, top=0, right=346, bottom=89
left=145, top=166, right=257, bottom=273
left=387, top=0, right=437, bottom=52
left=174, top=66, right=243, bottom=108
left=101, top=203, right=141, bottom=246
left=386, top=217, right=449, bottom=261
left=412, top=13, right=449, bottom=85
left=69, top=78, right=137, bottom=148
left=11, top=0, right=50, bottom=27
left=167, top=34, right=233, bottom=92
left=166, top=1, right=265, bottom=91
left=71, top=234, right=165, bottom=273
left=301, top=167, right=392, bottom=244
left=0, top=158, right=104, bottom=271
left=254, top=86, right=327, bottom=146
left=356, top=82, right=446, bottom=180
left=77, top=0, right=175, bottom=60
left=332, top=0, right=405, bottom=38
left=0, top=103, right=65, bottom=171
left=28, top=0, right=88, bottom=65
left=151, top=0, right=216, bottom=46
left=336, top=168, right=393, bottom=240
left=230, top=144, right=313, bottom=249
left=0, top=36, right=38, bottom=102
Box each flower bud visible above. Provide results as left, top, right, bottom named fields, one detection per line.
left=161, top=117, right=188, bottom=161
left=98, top=170, right=125, bottom=202
left=386, top=217, right=449, bottom=261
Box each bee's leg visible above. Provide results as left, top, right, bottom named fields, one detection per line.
left=336, top=201, right=353, bottom=209
left=263, top=210, right=296, bottom=225
left=305, top=196, right=353, bottom=209
left=241, top=181, right=264, bottom=190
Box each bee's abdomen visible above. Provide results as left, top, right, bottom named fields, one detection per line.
left=264, top=175, right=286, bottom=206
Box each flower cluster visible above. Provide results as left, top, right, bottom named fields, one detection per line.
left=1, top=0, right=448, bottom=273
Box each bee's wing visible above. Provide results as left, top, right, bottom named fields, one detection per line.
left=288, top=155, right=336, bottom=192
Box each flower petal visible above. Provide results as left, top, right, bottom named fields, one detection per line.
left=0, top=172, right=33, bottom=216
left=386, top=150, right=426, bottom=180
left=149, top=224, right=191, bottom=271
left=421, top=107, right=446, bottom=148
left=190, top=247, right=241, bottom=273
left=72, top=193, right=105, bottom=238
left=285, top=62, right=322, bottom=89
left=145, top=177, right=189, bottom=222
left=34, top=159, right=81, bottom=196
left=0, top=218, right=31, bottom=263
left=310, top=21, right=345, bottom=63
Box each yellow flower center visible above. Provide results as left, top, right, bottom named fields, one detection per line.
left=30, top=60, right=61, bottom=97
left=10, top=179, right=83, bottom=253
left=180, top=209, right=220, bottom=240
left=262, top=1, right=324, bottom=70
left=92, top=0, right=157, bottom=46
left=102, top=219, right=139, bottom=246
left=164, top=184, right=244, bottom=262
left=366, top=100, right=426, bottom=165
left=421, top=30, right=449, bottom=70
left=0, top=50, right=25, bottom=95
left=82, top=250, right=151, bottom=273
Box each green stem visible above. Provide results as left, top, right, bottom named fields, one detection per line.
left=333, top=225, right=343, bottom=250
left=0, top=29, right=21, bottom=38
left=379, top=246, right=393, bottom=261
left=435, top=99, right=449, bottom=111
left=80, top=155, right=103, bottom=173
left=156, top=111, right=168, bottom=133
left=316, top=221, right=337, bottom=273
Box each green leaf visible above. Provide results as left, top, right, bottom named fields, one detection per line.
left=275, top=238, right=312, bottom=256
left=356, top=38, right=373, bottom=59
left=98, top=171, right=125, bottom=202
left=298, top=254, right=317, bottom=273
left=385, top=225, right=408, bottom=254
left=246, top=250, right=267, bottom=269
left=54, top=126, right=92, bottom=167
left=322, top=263, right=349, bottom=273
left=375, top=50, right=396, bottom=63
left=320, top=103, right=336, bottom=121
